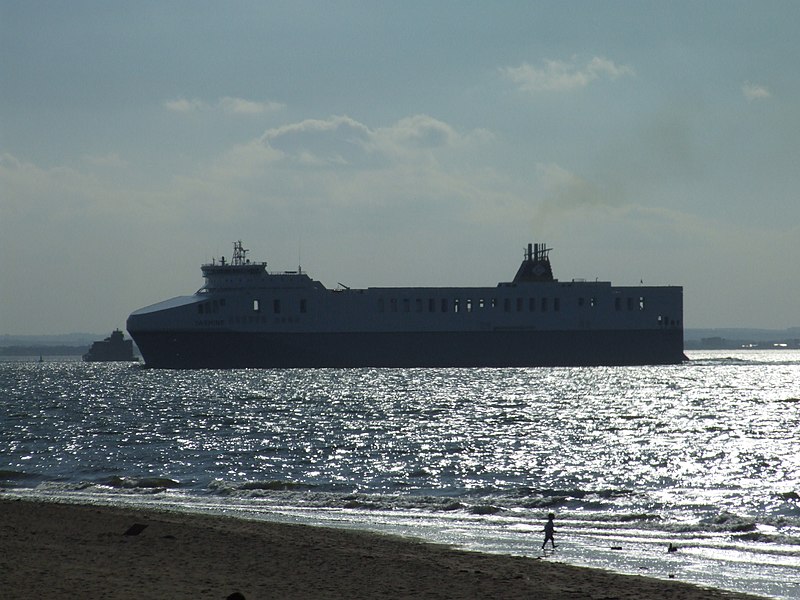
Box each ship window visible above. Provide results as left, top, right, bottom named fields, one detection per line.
left=491, top=298, right=497, bottom=309
left=590, top=297, right=597, bottom=308
left=378, top=298, right=385, bottom=312
left=198, top=304, right=204, bottom=315
left=416, top=298, right=423, bottom=312
left=554, top=298, right=560, bottom=311
left=479, top=298, right=485, bottom=309
left=219, top=298, right=226, bottom=307
left=529, top=298, right=535, bottom=311
left=403, top=298, right=410, bottom=313
left=273, top=299, right=281, bottom=314
left=541, top=298, right=548, bottom=311
left=504, top=298, right=510, bottom=312
left=390, top=298, right=397, bottom=312
left=429, top=298, right=435, bottom=312
left=466, top=298, right=472, bottom=313
left=253, top=299, right=261, bottom=312
left=615, top=297, right=621, bottom=311
left=627, top=297, right=634, bottom=311
left=300, top=299, right=307, bottom=313
left=639, top=296, right=645, bottom=310
left=578, top=297, right=584, bottom=307
left=454, top=298, right=460, bottom=313
left=441, top=298, right=448, bottom=312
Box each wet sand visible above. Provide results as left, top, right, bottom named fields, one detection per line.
left=0, top=497, right=766, bottom=599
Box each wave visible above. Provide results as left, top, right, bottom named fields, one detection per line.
left=688, top=358, right=800, bottom=368
left=6, top=483, right=800, bottom=555
left=684, top=348, right=800, bottom=367
left=0, top=469, right=51, bottom=488
left=98, top=476, right=182, bottom=490
left=469, top=504, right=503, bottom=515
left=209, top=479, right=317, bottom=494
left=0, top=469, right=40, bottom=481
left=701, top=511, right=758, bottom=533
left=733, top=531, right=800, bottom=546
left=688, top=357, right=754, bottom=366
left=6, top=473, right=796, bottom=549
left=507, top=487, right=633, bottom=500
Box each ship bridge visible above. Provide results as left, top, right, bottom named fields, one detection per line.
left=199, top=241, right=322, bottom=292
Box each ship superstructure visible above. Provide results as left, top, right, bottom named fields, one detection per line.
left=126, top=241, right=684, bottom=368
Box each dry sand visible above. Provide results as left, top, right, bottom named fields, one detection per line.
left=0, top=497, right=766, bottom=599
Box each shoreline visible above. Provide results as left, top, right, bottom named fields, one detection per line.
left=0, top=497, right=768, bottom=600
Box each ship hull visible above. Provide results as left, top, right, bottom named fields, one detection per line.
left=130, top=328, right=685, bottom=369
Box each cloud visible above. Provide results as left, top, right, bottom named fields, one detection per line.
left=195, top=114, right=503, bottom=243
left=165, top=96, right=284, bottom=114
left=220, top=96, right=284, bottom=115
left=187, top=113, right=480, bottom=187
left=164, top=97, right=208, bottom=112
left=261, top=115, right=373, bottom=165
left=0, top=152, right=154, bottom=222
left=742, top=82, right=771, bottom=101
left=210, top=139, right=285, bottom=180
left=256, top=114, right=465, bottom=167
left=83, top=153, right=128, bottom=168
left=377, top=115, right=457, bottom=149
left=501, top=56, right=634, bottom=92
left=1, top=153, right=88, bottom=216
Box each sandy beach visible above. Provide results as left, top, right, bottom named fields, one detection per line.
left=0, top=498, right=768, bottom=600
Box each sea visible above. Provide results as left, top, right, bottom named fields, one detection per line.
left=1, top=350, right=799, bottom=599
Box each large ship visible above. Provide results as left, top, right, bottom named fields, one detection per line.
left=127, top=241, right=684, bottom=369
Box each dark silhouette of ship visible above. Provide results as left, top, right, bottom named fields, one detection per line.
left=127, top=241, right=684, bottom=369
left=83, top=329, right=137, bottom=362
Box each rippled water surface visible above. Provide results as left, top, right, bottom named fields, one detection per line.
left=2, top=350, right=799, bottom=598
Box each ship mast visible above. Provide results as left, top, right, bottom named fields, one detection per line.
left=231, top=240, right=249, bottom=266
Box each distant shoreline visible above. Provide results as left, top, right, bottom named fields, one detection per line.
left=0, top=345, right=88, bottom=357
left=684, top=338, right=800, bottom=350
left=2, top=343, right=799, bottom=356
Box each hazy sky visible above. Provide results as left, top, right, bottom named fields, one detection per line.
left=2, top=1, right=799, bottom=334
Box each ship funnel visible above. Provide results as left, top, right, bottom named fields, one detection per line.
left=513, top=241, right=554, bottom=283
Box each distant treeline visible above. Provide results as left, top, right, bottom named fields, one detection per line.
left=0, top=345, right=89, bottom=356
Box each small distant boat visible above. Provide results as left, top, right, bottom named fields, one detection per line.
left=83, top=329, right=137, bottom=362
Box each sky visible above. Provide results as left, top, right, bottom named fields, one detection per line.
left=2, top=1, right=799, bottom=335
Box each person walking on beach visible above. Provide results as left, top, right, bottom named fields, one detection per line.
left=542, top=513, right=556, bottom=550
